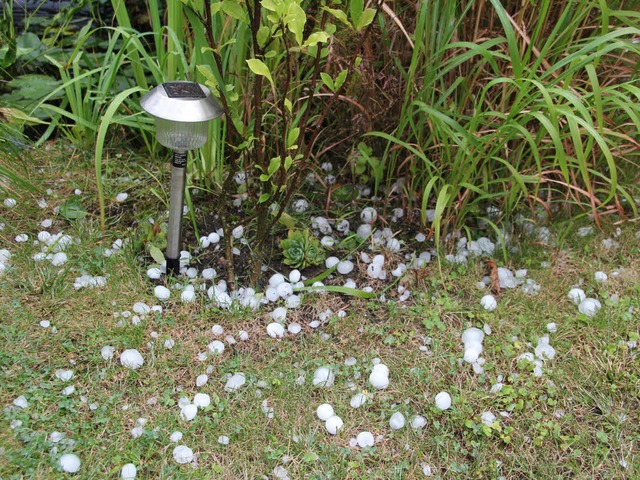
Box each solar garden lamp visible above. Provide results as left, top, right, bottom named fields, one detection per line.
left=140, top=81, right=223, bottom=276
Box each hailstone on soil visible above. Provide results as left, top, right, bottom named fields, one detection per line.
left=325, top=415, right=344, bottom=435
left=120, top=349, right=144, bottom=370
left=267, top=322, right=285, bottom=338
left=208, top=340, right=225, bottom=354
left=435, top=392, right=452, bottom=410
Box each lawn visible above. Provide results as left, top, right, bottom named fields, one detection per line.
left=1, top=146, right=639, bottom=479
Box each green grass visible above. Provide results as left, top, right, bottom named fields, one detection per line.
left=1, top=148, right=639, bottom=479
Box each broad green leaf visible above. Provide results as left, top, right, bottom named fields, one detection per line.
left=285, top=3, right=306, bottom=45
left=258, top=193, right=271, bottom=203
left=246, top=58, right=274, bottom=86
left=320, top=72, right=335, bottom=91
left=284, top=155, right=293, bottom=170
left=257, top=25, right=271, bottom=47
left=334, top=70, right=348, bottom=90
left=147, top=245, right=165, bottom=264
left=356, top=8, right=376, bottom=31
left=323, top=7, right=350, bottom=26
left=278, top=212, right=297, bottom=229
left=267, top=156, right=281, bottom=176
left=284, top=98, right=293, bottom=113
left=261, top=0, right=277, bottom=11
left=59, top=195, right=87, bottom=220
left=287, top=128, right=300, bottom=149
left=221, top=0, right=246, bottom=22
left=350, top=0, right=363, bottom=26
left=304, top=31, right=330, bottom=47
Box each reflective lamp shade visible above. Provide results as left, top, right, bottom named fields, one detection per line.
left=140, top=81, right=223, bottom=151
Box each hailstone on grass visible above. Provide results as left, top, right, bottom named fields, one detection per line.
left=567, top=288, right=586, bottom=305
left=120, top=349, right=144, bottom=370
left=578, top=298, right=602, bottom=317
left=58, top=453, right=81, bottom=473
left=13, top=395, right=28, bottom=408
left=154, top=286, right=171, bottom=301
left=225, top=373, right=246, bottom=392
left=287, top=323, right=302, bottom=334
left=360, top=207, right=377, bottom=224
left=369, top=363, right=390, bottom=389
left=193, top=393, right=211, bottom=408
left=180, top=404, right=198, bottom=421
left=313, top=366, right=335, bottom=387
left=172, top=445, right=195, bottom=464
left=120, top=463, right=137, bottom=479
left=337, top=260, right=354, bottom=275
left=196, top=374, right=208, bottom=387
left=55, top=369, right=74, bottom=382
left=267, top=322, right=285, bottom=338
left=411, top=415, right=428, bottom=429
left=170, top=431, right=183, bottom=442
left=208, top=340, right=225, bottom=354
left=350, top=393, right=367, bottom=408
left=435, top=391, right=452, bottom=410
left=316, top=404, right=335, bottom=421
left=480, top=294, right=498, bottom=311
left=356, top=431, right=375, bottom=448
left=594, top=271, right=608, bottom=283
left=389, top=412, right=406, bottom=430
left=325, top=415, right=344, bottom=435
left=101, top=345, right=115, bottom=360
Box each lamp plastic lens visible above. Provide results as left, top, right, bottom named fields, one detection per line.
left=156, top=118, right=209, bottom=151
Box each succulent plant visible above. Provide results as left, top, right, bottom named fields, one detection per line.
left=280, top=229, right=325, bottom=269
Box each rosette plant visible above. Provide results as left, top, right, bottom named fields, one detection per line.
left=280, top=229, right=325, bottom=269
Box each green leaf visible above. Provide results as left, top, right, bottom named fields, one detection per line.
left=285, top=2, right=306, bottom=45
left=267, top=156, right=281, bottom=176
left=356, top=8, right=376, bottom=31
left=298, top=285, right=376, bottom=299
left=320, top=72, right=335, bottom=92
left=257, top=25, right=271, bottom=47
left=147, top=245, right=165, bottom=264
left=246, top=58, right=274, bottom=86
left=334, top=69, right=348, bottom=90
left=304, top=31, right=330, bottom=47
left=258, top=193, right=271, bottom=203
left=323, top=7, right=350, bottom=26
left=284, top=98, right=293, bottom=114
left=350, top=0, right=363, bottom=26
left=221, top=0, right=246, bottom=22
left=278, top=212, right=297, bottom=229
left=287, top=128, right=300, bottom=149
left=59, top=195, right=87, bottom=220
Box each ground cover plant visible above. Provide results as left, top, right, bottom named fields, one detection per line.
left=1, top=0, right=639, bottom=478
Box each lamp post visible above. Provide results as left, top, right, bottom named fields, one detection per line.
left=140, top=81, right=222, bottom=276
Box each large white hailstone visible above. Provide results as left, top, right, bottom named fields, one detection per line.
left=481, top=411, right=496, bottom=427
left=567, top=288, right=586, bottom=305
left=386, top=238, right=401, bottom=252
left=271, top=307, right=287, bottom=323
left=411, top=415, right=428, bottom=429
left=115, top=193, right=129, bottom=202
left=287, top=323, right=302, bottom=334
left=13, top=395, right=28, bottom=408
left=225, top=373, right=246, bottom=392
left=101, top=345, right=115, bottom=360
left=120, top=463, right=137, bottom=479
left=239, top=330, right=249, bottom=341
left=55, top=369, right=74, bottom=382
left=51, top=252, right=68, bottom=266
left=132, top=302, right=151, bottom=316
left=357, top=224, right=372, bottom=238
left=208, top=340, right=225, bottom=354
left=594, top=271, right=608, bottom=283
left=267, top=322, right=285, bottom=338
left=201, top=268, right=216, bottom=280
left=4, top=198, right=17, bottom=208
left=15, top=233, right=29, bottom=242
left=293, top=199, right=309, bottom=212
left=38, top=231, right=52, bottom=243
left=360, top=207, right=377, bottom=224
left=58, top=453, right=81, bottom=473
left=463, top=342, right=483, bottom=363
left=286, top=295, right=301, bottom=309
left=208, top=286, right=232, bottom=308
left=578, top=298, right=602, bottom=317
left=480, top=294, right=498, bottom=311
left=369, top=364, right=390, bottom=389
left=211, top=324, right=224, bottom=335
left=389, top=412, right=406, bottom=430
left=325, top=256, right=340, bottom=269
left=289, top=269, right=301, bottom=283
left=180, top=404, right=198, bottom=421
left=232, top=225, right=244, bottom=239
left=276, top=282, right=293, bottom=299
left=196, top=374, right=208, bottom=387
left=337, top=260, right=354, bottom=275
left=316, top=403, right=335, bottom=421
left=350, top=393, right=367, bottom=408
left=535, top=336, right=556, bottom=360
left=170, top=431, right=183, bottom=442
left=497, top=268, right=517, bottom=289
left=62, top=385, right=75, bottom=396
left=356, top=431, right=375, bottom=448
left=435, top=391, right=452, bottom=410
left=325, top=415, right=344, bottom=435
left=313, top=366, right=335, bottom=387
left=193, top=393, right=211, bottom=408
left=120, top=349, right=144, bottom=370
left=172, top=445, right=195, bottom=464
left=180, top=289, right=196, bottom=303
left=154, top=286, right=171, bottom=301
left=265, top=287, right=279, bottom=303
left=462, top=327, right=485, bottom=345
left=547, top=322, right=558, bottom=333
left=269, top=273, right=286, bottom=288
left=147, top=267, right=162, bottom=280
